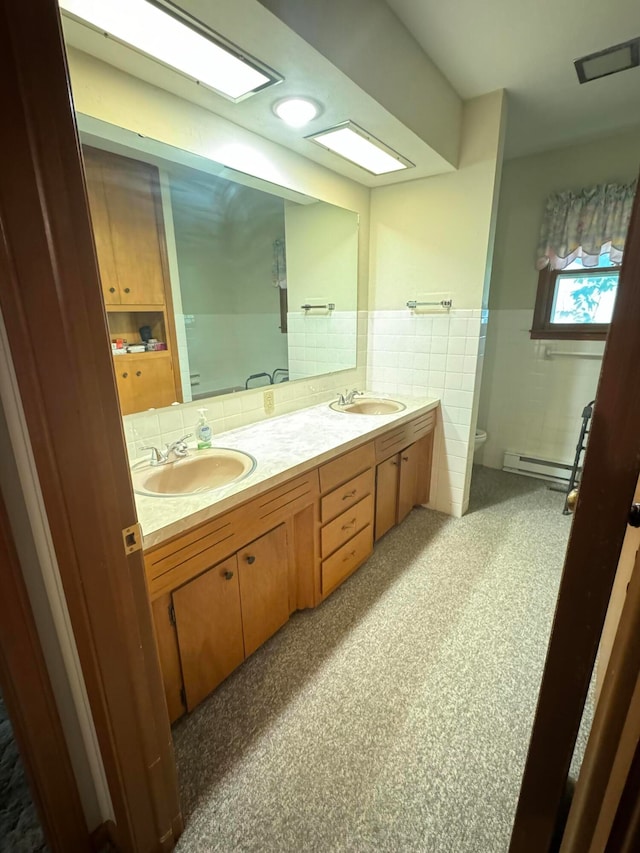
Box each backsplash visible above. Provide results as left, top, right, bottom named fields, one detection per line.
left=123, top=312, right=367, bottom=459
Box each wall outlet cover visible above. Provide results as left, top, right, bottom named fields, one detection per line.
left=263, top=389, right=275, bottom=414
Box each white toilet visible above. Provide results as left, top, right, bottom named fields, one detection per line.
left=474, top=429, right=487, bottom=455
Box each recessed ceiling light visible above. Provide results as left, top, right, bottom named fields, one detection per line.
left=58, top=0, right=282, bottom=101
left=307, top=121, right=414, bottom=176
left=575, top=37, right=640, bottom=84
left=274, top=97, right=320, bottom=128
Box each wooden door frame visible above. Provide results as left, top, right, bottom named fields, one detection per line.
left=509, top=179, right=640, bottom=850
left=0, top=2, right=181, bottom=851
left=0, top=491, right=89, bottom=851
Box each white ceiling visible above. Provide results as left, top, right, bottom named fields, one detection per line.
left=387, top=0, right=640, bottom=157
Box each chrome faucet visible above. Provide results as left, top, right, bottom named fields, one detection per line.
left=337, top=389, right=364, bottom=406
left=142, top=434, right=193, bottom=466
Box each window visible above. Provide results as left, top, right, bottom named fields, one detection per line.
left=531, top=253, right=621, bottom=340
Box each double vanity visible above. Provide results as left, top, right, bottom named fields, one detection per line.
left=136, top=395, right=439, bottom=722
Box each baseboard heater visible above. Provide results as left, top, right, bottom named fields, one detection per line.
left=502, top=451, right=573, bottom=485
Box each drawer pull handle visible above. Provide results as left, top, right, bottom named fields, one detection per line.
left=341, top=519, right=356, bottom=530
left=223, top=570, right=234, bottom=580
left=342, top=489, right=357, bottom=500
left=245, top=555, right=256, bottom=564
left=343, top=549, right=357, bottom=562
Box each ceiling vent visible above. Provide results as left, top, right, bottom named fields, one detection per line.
left=574, top=37, right=640, bottom=84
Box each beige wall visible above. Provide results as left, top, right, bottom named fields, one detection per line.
left=368, top=91, right=506, bottom=311
left=489, top=127, right=640, bottom=312
left=478, top=127, right=640, bottom=470
left=285, top=202, right=359, bottom=311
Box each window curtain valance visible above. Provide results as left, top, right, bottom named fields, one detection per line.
left=536, top=180, right=637, bottom=271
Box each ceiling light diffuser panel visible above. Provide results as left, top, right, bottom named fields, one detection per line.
left=307, top=122, right=414, bottom=175
left=575, top=37, right=640, bottom=83
left=58, top=0, right=281, bottom=101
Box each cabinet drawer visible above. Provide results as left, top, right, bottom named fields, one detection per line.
left=409, top=409, right=436, bottom=441
left=319, top=441, right=375, bottom=494
left=321, top=525, right=373, bottom=595
left=321, top=468, right=375, bottom=524
left=374, top=424, right=412, bottom=462
left=321, top=493, right=374, bottom=558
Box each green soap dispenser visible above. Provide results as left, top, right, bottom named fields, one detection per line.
left=196, top=408, right=213, bottom=449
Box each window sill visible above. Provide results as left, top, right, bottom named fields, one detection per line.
left=530, top=328, right=608, bottom=342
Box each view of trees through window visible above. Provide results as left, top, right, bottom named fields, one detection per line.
left=550, top=253, right=619, bottom=325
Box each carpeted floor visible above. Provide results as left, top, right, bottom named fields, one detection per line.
left=173, top=467, right=591, bottom=853
left=0, top=692, right=47, bottom=853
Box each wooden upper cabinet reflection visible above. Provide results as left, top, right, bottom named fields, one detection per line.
left=83, top=146, right=167, bottom=306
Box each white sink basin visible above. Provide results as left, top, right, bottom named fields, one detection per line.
left=131, top=448, right=256, bottom=497
left=330, top=397, right=406, bottom=415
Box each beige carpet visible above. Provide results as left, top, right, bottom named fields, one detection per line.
left=173, top=467, right=591, bottom=852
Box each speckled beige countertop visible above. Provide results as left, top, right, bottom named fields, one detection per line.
left=135, top=394, right=440, bottom=550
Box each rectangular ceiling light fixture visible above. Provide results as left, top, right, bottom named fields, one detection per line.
left=574, top=37, right=640, bottom=83
left=307, top=122, right=414, bottom=176
left=58, top=0, right=282, bottom=101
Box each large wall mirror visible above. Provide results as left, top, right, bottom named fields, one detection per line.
left=78, top=115, right=359, bottom=415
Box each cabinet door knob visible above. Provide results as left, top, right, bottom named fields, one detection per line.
left=391, top=460, right=399, bottom=466
left=109, top=287, right=116, bottom=293
left=245, top=555, right=256, bottom=564
left=223, top=570, right=234, bottom=580
left=136, top=370, right=142, bottom=377
left=402, top=455, right=409, bottom=462
left=122, top=372, right=128, bottom=378
left=123, top=287, right=131, bottom=293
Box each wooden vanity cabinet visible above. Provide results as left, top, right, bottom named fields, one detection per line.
left=145, top=409, right=437, bottom=720
left=374, top=410, right=436, bottom=541
left=318, top=443, right=376, bottom=598
left=115, top=353, right=176, bottom=414
left=172, top=555, right=244, bottom=712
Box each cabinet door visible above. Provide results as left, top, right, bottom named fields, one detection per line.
left=114, top=355, right=176, bottom=415
left=398, top=442, right=420, bottom=524
left=151, top=593, right=185, bottom=723
left=238, top=525, right=289, bottom=657
left=102, top=155, right=167, bottom=306
left=172, top=556, right=244, bottom=712
left=375, top=455, right=399, bottom=541
left=83, top=148, right=120, bottom=305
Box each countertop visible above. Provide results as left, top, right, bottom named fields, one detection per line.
left=135, top=394, right=440, bottom=550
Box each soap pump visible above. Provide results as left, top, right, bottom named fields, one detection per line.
left=196, top=408, right=213, bottom=449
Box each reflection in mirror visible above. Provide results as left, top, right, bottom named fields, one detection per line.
left=78, top=117, right=359, bottom=415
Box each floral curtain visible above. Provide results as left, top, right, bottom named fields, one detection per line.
left=536, top=180, right=637, bottom=271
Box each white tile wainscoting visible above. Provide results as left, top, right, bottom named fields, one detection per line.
left=366, top=308, right=488, bottom=518
left=478, top=309, right=604, bottom=472
left=287, top=310, right=359, bottom=380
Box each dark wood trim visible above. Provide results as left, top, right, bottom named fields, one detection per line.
left=0, top=494, right=89, bottom=852
left=605, top=739, right=640, bottom=852
left=509, top=180, right=640, bottom=850
left=91, top=819, right=119, bottom=852
left=0, top=2, right=181, bottom=851
left=531, top=265, right=620, bottom=341
left=559, top=547, right=640, bottom=851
